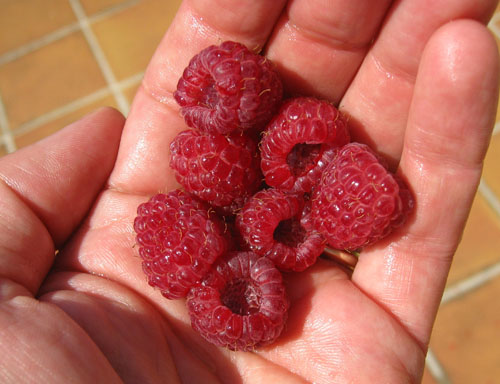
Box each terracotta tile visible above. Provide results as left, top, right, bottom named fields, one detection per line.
left=14, top=95, right=117, bottom=149
left=91, top=0, right=182, bottom=80
left=79, top=0, right=129, bottom=16
left=483, top=133, right=500, bottom=197
left=0, top=31, right=107, bottom=130
left=430, top=277, right=500, bottom=384
left=0, top=0, right=76, bottom=55
left=0, top=143, right=7, bottom=157
left=446, top=193, right=500, bottom=285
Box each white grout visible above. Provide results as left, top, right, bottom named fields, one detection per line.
left=12, top=71, right=143, bottom=137
left=493, top=121, right=500, bottom=136
left=117, top=71, right=144, bottom=91
left=86, top=0, right=140, bottom=24
left=0, top=24, right=80, bottom=67
left=13, top=87, right=111, bottom=137
left=441, top=262, right=500, bottom=304
left=68, top=0, right=130, bottom=115
left=479, top=179, right=500, bottom=219
left=426, top=349, right=452, bottom=384
left=0, top=0, right=139, bottom=67
left=488, top=12, right=500, bottom=38
left=0, top=94, right=17, bottom=153
left=436, top=181, right=500, bottom=304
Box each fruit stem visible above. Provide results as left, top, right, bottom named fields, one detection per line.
left=322, top=246, right=359, bottom=270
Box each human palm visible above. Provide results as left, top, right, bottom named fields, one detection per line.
left=1, top=1, right=499, bottom=383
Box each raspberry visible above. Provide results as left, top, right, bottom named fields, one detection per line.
left=260, top=97, right=350, bottom=193
left=187, top=251, right=288, bottom=351
left=310, top=143, right=414, bottom=251
left=170, top=129, right=262, bottom=214
left=133, top=190, right=231, bottom=299
left=236, top=188, right=326, bottom=271
left=174, top=41, right=283, bottom=135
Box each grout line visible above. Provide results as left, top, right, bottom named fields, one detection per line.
left=0, top=24, right=80, bottom=67
left=12, top=72, right=143, bottom=137
left=488, top=13, right=500, bottom=38
left=0, top=94, right=17, bottom=153
left=441, top=262, right=500, bottom=305
left=86, top=0, right=140, bottom=24
left=117, top=72, right=144, bottom=91
left=0, top=0, right=139, bottom=67
left=426, top=349, right=452, bottom=384
left=13, top=88, right=112, bottom=137
left=68, top=0, right=130, bottom=115
left=438, top=182, right=500, bottom=302
left=493, top=121, right=500, bottom=136
left=479, top=179, right=500, bottom=219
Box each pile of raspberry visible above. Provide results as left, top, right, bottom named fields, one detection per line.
left=134, top=41, right=414, bottom=351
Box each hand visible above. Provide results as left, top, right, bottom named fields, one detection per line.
left=1, top=1, right=498, bottom=382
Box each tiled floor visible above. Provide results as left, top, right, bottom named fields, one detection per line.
left=0, top=1, right=499, bottom=383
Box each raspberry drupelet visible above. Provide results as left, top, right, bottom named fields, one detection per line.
left=260, top=97, right=350, bottom=193
left=174, top=41, right=283, bottom=135
left=169, top=129, right=262, bottom=214
left=236, top=188, right=326, bottom=272
left=310, top=143, right=414, bottom=251
left=134, top=190, right=231, bottom=299
left=187, top=251, right=289, bottom=351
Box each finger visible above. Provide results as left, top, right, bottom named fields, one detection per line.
left=39, top=273, right=183, bottom=383
left=351, top=20, right=500, bottom=348
left=0, top=289, right=123, bottom=383
left=264, top=0, right=392, bottom=102
left=109, top=0, right=287, bottom=194
left=340, top=0, right=497, bottom=165
left=0, top=107, right=124, bottom=294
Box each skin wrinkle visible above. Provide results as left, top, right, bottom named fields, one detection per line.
left=284, top=18, right=369, bottom=52
left=380, top=246, right=415, bottom=311
left=369, top=50, right=417, bottom=86
left=285, top=0, right=392, bottom=49
left=188, top=0, right=283, bottom=45
left=140, top=80, right=178, bottom=107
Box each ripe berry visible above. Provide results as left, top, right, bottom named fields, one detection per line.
left=134, top=190, right=231, bottom=299
left=260, top=97, right=350, bottom=193
left=187, top=251, right=289, bottom=351
left=170, top=129, right=262, bottom=214
left=236, top=188, right=326, bottom=271
left=174, top=41, right=283, bottom=135
left=310, top=143, right=414, bottom=251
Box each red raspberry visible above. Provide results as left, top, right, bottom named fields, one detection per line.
left=174, top=41, right=283, bottom=135
left=133, top=190, right=231, bottom=299
left=236, top=188, right=326, bottom=271
left=187, top=251, right=288, bottom=351
left=170, top=129, right=262, bottom=214
left=260, top=97, right=350, bottom=193
left=310, top=143, right=414, bottom=251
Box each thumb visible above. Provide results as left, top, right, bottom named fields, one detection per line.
left=0, top=107, right=124, bottom=295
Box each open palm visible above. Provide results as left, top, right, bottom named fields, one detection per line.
left=1, top=1, right=499, bottom=383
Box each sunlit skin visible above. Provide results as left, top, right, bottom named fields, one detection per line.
left=0, top=1, right=499, bottom=382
